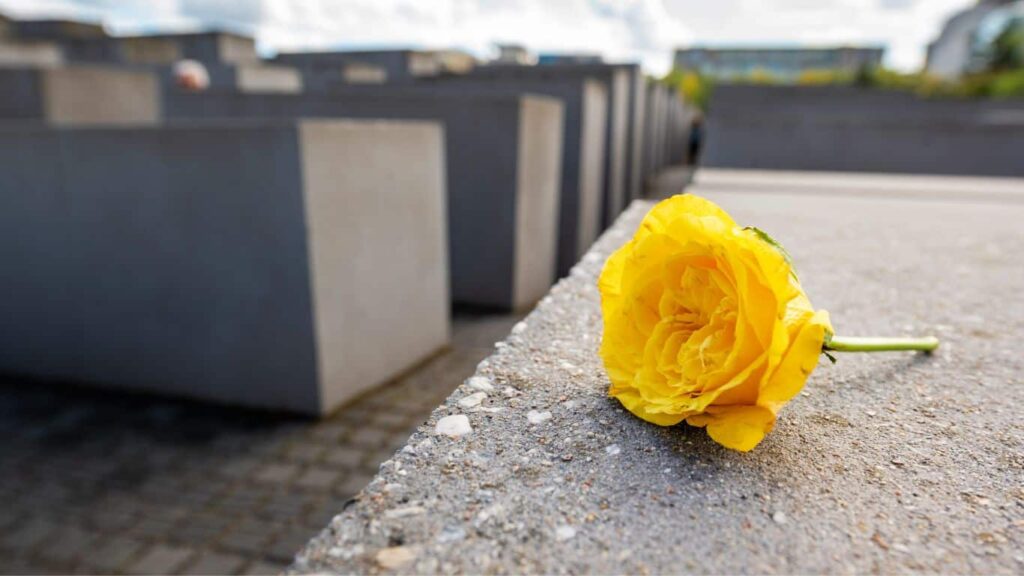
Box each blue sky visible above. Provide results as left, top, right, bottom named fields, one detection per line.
left=0, top=0, right=973, bottom=73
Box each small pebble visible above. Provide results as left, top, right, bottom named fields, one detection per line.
left=376, top=546, right=417, bottom=569
left=527, top=410, right=552, bottom=424
left=384, top=505, right=426, bottom=519
left=772, top=511, right=788, bottom=525
left=435, top=415, right=472, bottom=438
left=436, top=526, right=466, bottom=543
left=467, top=376, right=495, bottom=392
left=606, top=444, right=621, bottom=455
left=458, top=392, right=487, bottom=408
left=555, top=525, right=577, bottom=541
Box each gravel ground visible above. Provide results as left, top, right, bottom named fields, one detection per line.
left=293, top=173, right=1024, bottom=574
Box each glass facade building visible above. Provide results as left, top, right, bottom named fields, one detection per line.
left=673, top=46, right=885, bottom=81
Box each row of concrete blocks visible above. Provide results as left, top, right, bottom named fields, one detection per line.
left=1, top=24, right=691, bottom=217
left=0, top=63, right=690, bottom=275
left=0, top=24, right=311, bottom=91
left=0, top=23, right=468, bottom=87
left=0, top=66, right=690, bottom=415
left=1, top=22, right=692, bottom=183
left=0, top=78, right=557, bottom=416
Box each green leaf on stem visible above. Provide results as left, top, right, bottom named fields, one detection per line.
left=743, top=226, right=798, bottom=280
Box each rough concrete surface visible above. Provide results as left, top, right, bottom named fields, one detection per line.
left=294, top=170, right=1023, bottom=574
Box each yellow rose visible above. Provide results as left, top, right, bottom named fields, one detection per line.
left=597, top=194, right=833, bottom=452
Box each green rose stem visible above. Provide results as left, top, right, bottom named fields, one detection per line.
left=824, top=335, right=940, bottom=353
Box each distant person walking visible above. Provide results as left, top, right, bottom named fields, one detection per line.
left=687, top=113, right=704, bottom=166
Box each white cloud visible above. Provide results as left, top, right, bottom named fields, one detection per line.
left=0, top=0, right=975, bottom=73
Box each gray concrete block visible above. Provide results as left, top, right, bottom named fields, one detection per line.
left=235, top=63, right=303, bottom=93
left=286, top=61, right=391, bottom=91
left=22, top=32, right=259, bottom=67
left=0, top=40, right=63, bottom=68
left=428, top=77, right=606, bottom=277
left=0, top=13, right=12, bottom=39
left=653, top=83, right=669, bottom=171
left=342, top=62, right=388, bottom=84
left=662, top=88, right=686, bottom=167
left=465, top=64, right=634, bottom=228
left=12, top=18, right=106, bottom=41
left=605, top=67, right=630, bottom=223
left=272, top=54, right=390, bottom=91
left=643, top=81, right=672, bottom=180
left=117, top=36, right=181, bottom=64
left=704, top=85, right=1024, bottom=176
left=274, top=50, right=439, bottom=83
left=10, top=19, right=118, bottom=64
left=624, top=66, right=647, bottom=203
left=127, top=31, right=258, bottom=65
left=165, top=88, right=563, bottom=310
left=0, top=65, right=159, bottom=125
left=0, top=120, right=450, bottom=414
left=642, top=80, right=656, bottom=181
left=150, top=61, right=304, bottom=94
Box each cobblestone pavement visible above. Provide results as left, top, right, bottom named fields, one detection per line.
left=0, top=312, right=521, bottom=575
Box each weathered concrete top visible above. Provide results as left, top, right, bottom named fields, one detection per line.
left=294, top=171, right=1024, bottom=574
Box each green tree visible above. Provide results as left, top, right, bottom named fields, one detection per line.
left=988, top=18, right=1024, bottom=72
left=662, top=68, right=712, bottom=111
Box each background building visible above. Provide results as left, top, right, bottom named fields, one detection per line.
left=672, top=46, right=884, bottom=81
left=926, top=0, right=1021, bottom=78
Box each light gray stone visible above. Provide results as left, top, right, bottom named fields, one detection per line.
left=434, top=415, right=472, bottom=438
left=466, top=376, right=494, bottom=392
left=457, top=392, right=487, bottom=408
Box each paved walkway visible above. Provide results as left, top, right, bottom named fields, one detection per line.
left=295, top=172, right=1024, bottom=573
left=0, top=313, right=521, bottom=575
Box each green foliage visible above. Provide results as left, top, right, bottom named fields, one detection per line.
left=989, top=68, right=1024, bottom=98
left=797, top=68, right=854, bottom=86
left=988, top=21, right=1024, bottom=72
left=840, top=66, right=1024, bottom=100
left=746, top=67, right=779, bottom=85
left=664, top=53, right=1024, bottom=103
left=662, top=68, right=712, bottom=111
